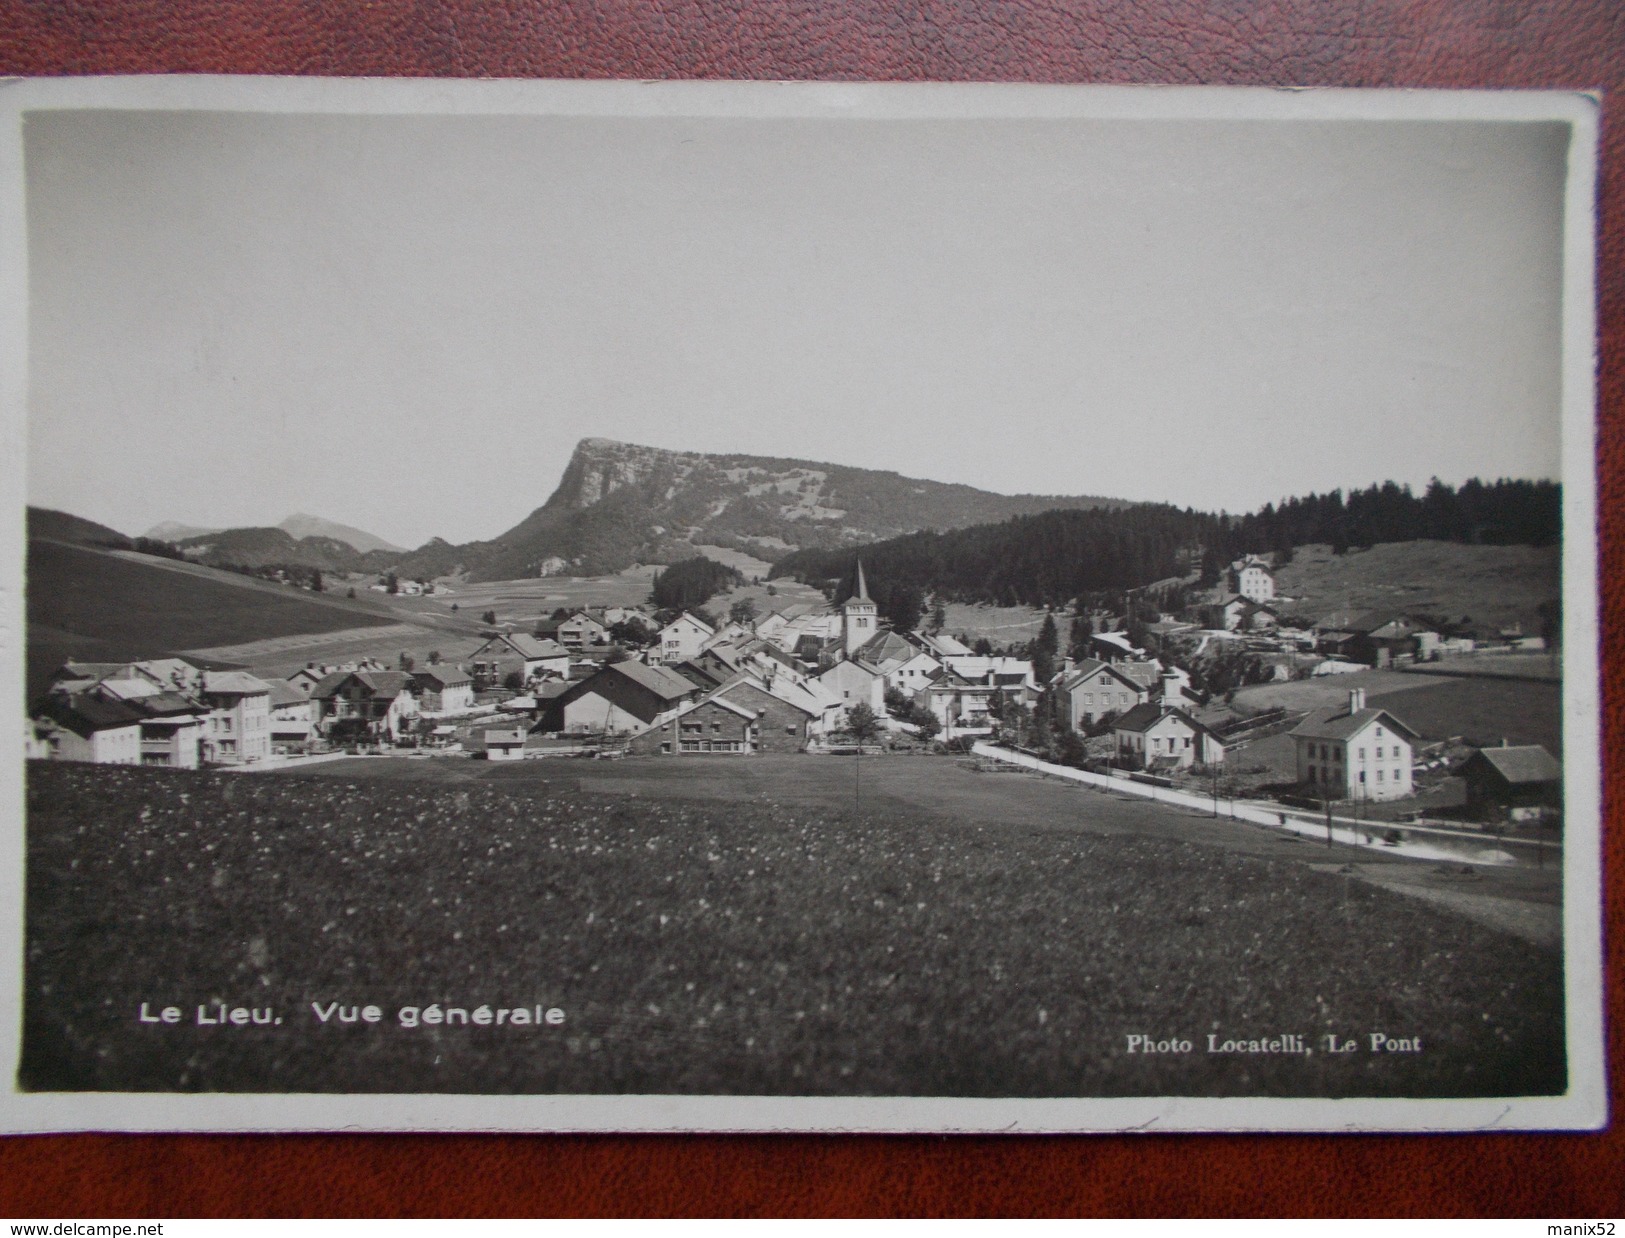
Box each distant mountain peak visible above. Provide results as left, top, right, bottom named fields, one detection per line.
left=277, top=513, right=405, bottom=555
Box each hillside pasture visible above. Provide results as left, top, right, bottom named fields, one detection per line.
left=1271, top=540, right=1560, bottom=631
left=23, top=759, right=1564, bottom=1098
left=1231, top=668, right=1562, bottom=757
left=26, top=540, right=400, bottom=699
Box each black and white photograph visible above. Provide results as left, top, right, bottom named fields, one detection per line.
left=0, top=77, right=1603, bottom=1132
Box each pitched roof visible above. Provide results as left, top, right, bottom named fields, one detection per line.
left=1467, top=745, right=1561, bottom=785
left=607, top=659, right=698, bottom=701
left=856, top=629, right=916, bottom=670
left=1113, top=703, right=1213, bottom=736
left=412, top=666, right=472, bottom=688
left=202, top=671, right=271, bottom=696
left=662, top=611, right=715, bottom=637
left=138, top=691, right=207, bottom=717
left=1290, top=706, right=1420, bottom=743
left=1061, top=659, right=1143, bottom=692
left=310, top=671, right=354, bottom=699
left=39, top=693, right=144, bottom=735
left=502, top=633, right=570, bottom=659
left=266, top=679, right=309, bottom=708
left=356, top=671, right=412, bottom=697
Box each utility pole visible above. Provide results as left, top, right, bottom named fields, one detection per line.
left=1325, top=791, right=1333, bottom=850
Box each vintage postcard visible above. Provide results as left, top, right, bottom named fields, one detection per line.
left=0, top=76, right=1603, bottom=1132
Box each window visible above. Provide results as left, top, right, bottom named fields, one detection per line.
left=1376, top=769, right=1384, bottom=782
left=1356, top=747, right=1364, bottom=759
left=1359, top=771, right=1366, bottom=783
left=1393, top=768, right=1402, bottom=782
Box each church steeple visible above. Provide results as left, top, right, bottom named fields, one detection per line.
left=841, top=559, right=877, bottom=656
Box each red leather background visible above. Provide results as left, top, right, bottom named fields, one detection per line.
left=0, top=0, right=1621, bottom=1217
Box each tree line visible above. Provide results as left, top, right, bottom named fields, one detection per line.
left=771, top=477, right=1560, bottom=611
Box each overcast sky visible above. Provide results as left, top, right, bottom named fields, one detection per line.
left=25, top=107, right=1567, bottom=548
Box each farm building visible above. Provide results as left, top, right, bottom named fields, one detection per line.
left=1459, top=744, right=1562, bottom=824
left=1290, top=688, right=1419, bottom=802
left=1112, top=704, right=1225, bottom=771
left=627, top=694, right=760, bottom=755
left=714, top=673, right=840, bottom=750
left=537, top=660, right=699, bottom=736
left=33, top=694, right=143, bottom=765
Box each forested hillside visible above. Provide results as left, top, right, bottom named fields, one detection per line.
left=770, top=478, right=1562, bottom=609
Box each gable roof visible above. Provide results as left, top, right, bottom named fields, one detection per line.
left=662, top=611, right=715, bottom=638
left=1113, top=703, right=1213, bottom=736
left=412, top=666, right=472, bottom=688
left=1466, top=744, right=1561, bottom=786
left=39, top=693, right=144, bottom=736
left=1291, top=705, right=1420, bottom=743
left=1061, top=658, right=1145, bottom=693
left=202, top=671, right=271, bottom=696
left=606, top=659, right=698, bottom=701
left=856, top=629, right=917, bottom=670
left=266, top=679, right=310, bottom=708
left=500, top=633, right=570, bottom=659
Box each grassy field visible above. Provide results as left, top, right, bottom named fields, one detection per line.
left=26, top=541, right=402, bottom=699
left=23, top=758, right=1565, bottom=1097
left=1231, top=668, right=1563, bottom=757
left=1272, top=540, right=1560, bottom=630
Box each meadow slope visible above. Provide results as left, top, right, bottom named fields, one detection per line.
left=23, top=761, right=1565, bottom=1098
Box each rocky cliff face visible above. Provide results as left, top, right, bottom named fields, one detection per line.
left=453, top=438, right=1124, bottom=581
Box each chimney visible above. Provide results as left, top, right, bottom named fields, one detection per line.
left=1349, top=687, right=1366, bottom=713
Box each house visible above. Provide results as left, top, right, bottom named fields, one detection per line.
left=536, top=611, right=610, bottom=650
left=33, top=694, right=143, bottom=765
left=1198, top=596, right=1255, bottom=632
left=267, top=679, right=318, bottom=755
left=817, top=657, right=886, bottom=723
left=654, top=612, right=716, bottom=665
left=411, top=665, right=476, bottom=714
left=131, top=691, right=209, bottom=767
left=1056, top=659, right=1150, bottom=730
left=468, top=633, right=571, bottom=689
left=286, top=665, right=331, bottom=697
left=1113, top=703, right=1225, bottom=771
left=882, top=648, right=944, bottom=695
left=480, top=727, right=528, bottom=760
left=537, top=660, right=699, bottom=735
left=1227, top=555, right=1276, bottom=603
left=712, top=674, right=837, bottom=751
left=310, top=670, right=419, bottom=744
left=1290, top=687, right=1419, bottom=801
left=1460, top=744, right=1562, bottom=824
left=200, top=671, right=273, bottom=764
left=627, top=693, right=760, bottom=755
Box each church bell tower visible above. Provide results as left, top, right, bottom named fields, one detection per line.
left=841, top=560, right=877, bottom=657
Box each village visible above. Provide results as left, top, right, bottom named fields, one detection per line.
left=25, top=549, right=1563, bottom=849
